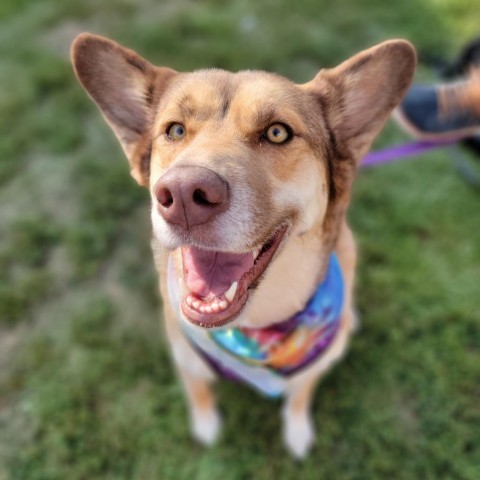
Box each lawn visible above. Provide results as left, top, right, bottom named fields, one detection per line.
left=0, top=0, right=479, bottom=479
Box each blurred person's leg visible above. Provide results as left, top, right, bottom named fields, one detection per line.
left=394, top=69, right=480, bottom=140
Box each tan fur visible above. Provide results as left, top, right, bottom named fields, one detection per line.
left=71, top=34, right=416, bottom=458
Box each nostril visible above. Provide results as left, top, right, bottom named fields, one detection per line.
left=193, top=188, right=213, bottom=206
left=156, top=187, right=174, bottom=208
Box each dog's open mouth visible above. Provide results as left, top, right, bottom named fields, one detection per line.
left=180, top=225, right=288, bottom=328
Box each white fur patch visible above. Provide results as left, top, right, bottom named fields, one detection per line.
left=191, top=406, right=222, bottom=446
left=282, top=408, right=315, bottom=459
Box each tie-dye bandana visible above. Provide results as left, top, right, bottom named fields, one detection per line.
left=180, top=254, right=344, bottom=397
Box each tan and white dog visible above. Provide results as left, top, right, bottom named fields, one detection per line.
left=71, top=34, right=415, bottom=458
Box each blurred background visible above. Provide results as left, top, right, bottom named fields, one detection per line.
left=0, top=0, right=479, bottom=479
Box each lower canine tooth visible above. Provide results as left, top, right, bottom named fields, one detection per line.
left=192, top=301, right=200, bottom=310
left=224, top=281, right=238, bottom=302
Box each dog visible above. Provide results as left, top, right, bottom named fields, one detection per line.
left=71, top=34, right=416, bottom=458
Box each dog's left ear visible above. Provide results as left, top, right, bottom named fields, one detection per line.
left=71, top=33, right=177, bottom=186
left=303, top=40, right=416, bottom=162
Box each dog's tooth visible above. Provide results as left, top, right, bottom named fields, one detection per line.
left=211, top=303, right=220, bottom=313
left=192, top=300, right=200, bottom=310
left=252, top=248, right=260, bottom=260
left=199, top=305, right=206, bottom=313
left=186, top=295, right=193, bottom=307
left=224, top=281, right=238, bottom=303
left=205, top=306, right=212, bottom=314
left=219, top=300, right=228, bottom=310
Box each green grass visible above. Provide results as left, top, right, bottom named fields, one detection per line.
left=1, top=0, right=479, bottom=479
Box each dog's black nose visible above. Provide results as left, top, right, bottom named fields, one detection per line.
left=154, top=166, right=229, bottom=229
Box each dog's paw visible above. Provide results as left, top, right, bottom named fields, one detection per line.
left=191, top=407, right=222, bottom=446
left=282, top=411, right=315, bottom=460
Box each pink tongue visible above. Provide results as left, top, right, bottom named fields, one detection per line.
left=182, top=246, right=254, bottom=298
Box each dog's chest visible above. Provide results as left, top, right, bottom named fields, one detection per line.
left=168, top=255, right=344, bottom=397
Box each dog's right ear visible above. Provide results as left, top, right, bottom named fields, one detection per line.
left=71, top=33, right=177, bottom=186
left=302, top=40, right=416, bottom=163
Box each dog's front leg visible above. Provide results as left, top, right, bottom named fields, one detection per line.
left=176, top=361, right=221, bottom=446
left=282, top=373, right=318, bottom=459
left=282, top=221, right=358, bottom=458
left=159, top=266, right=221, bottom=446
left=164, top=308, right=221, bottom=445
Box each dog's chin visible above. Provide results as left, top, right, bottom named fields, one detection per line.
left=178, top=224, right=289, bottom=328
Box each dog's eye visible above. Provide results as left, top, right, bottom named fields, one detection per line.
left=265, top=124, right=291, bottom=144
left=167, top=123, right=186, bottom=141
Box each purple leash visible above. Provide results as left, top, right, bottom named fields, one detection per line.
left=362, top=139, right=456, bottom=167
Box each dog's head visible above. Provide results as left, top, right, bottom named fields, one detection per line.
left=72, top=34, right=415, bottom=328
